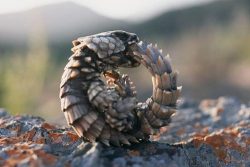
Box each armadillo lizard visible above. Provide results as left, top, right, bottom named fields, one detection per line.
left=60, top=30, right=181, bottom=146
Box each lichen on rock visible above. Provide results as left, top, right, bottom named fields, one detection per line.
left=0, top=97, right=249, bottom=167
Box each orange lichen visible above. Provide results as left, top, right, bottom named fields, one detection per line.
left=216, top=107, right=224, bottom=115
left=23, top=128, right=36, bottom=141
left=204, top=134, right=225, bottom=147
left=246, top=137, right=250, bottom=145
left=41, top=122, right=56, bottom=130
left=176, top=128, right=186, bottom=136
left=35, top=138, right=46, bottom=144
left=3, top=143, right=57, bottom=167
left=48, top=133, right=64, bottom=143
left=127, top=150, right=140, bottom=157
left=34, top=150, right=57, bottom=165
left=192, top=125, right=249, bottom=162
left=0, top=121, right=80, bottom=166
left=67, top=131, right=79, bottom=142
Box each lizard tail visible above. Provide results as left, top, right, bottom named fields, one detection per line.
left=133, top=42, right=182, bottom=136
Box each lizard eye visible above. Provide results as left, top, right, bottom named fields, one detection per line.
left=111, top=31, right=139, bottom=46
left=128, top=34, right=139, bottom=44
left=113, top=32, right=130, bottom=42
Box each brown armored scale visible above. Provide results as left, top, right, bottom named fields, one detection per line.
left=60, top=30, right=181, bottom=146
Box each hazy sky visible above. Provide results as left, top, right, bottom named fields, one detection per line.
left=0, top=0, right=213, bottom=21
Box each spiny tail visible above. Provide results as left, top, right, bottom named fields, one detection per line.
left=133, top=42, right=182, bottom=135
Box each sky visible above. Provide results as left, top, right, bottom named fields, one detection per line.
left=0, top=0, right=214, bottom=21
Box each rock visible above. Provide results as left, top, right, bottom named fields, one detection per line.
left=0, top=97, right=249, bottom=167
left=0, top=108, right=9, bottom=117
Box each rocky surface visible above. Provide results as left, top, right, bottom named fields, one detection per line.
left=0, top=97, right=249, bottom=167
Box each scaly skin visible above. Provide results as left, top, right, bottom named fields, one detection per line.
left=60, top=30, right=181, bottom=146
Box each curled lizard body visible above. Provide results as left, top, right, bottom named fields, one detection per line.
left=60, top=30, right=181, bottom=146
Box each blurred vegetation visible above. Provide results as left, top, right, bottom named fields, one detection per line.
left=0, top=28, right=50, bottom=114
left=169, top=12, right=250, bottom=100
left=0, top=0, right=249, bottom=123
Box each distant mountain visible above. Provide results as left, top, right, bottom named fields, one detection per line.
left=0, top=2, right=128, bottom=43
left=1, top=0, right=249, bottom=57
left=132, top=0, right=250, bottom=38
left=1, top=0, right=249, bottom=44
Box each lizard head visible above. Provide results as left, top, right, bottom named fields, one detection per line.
left=108, top=30, right=141, bottom=68
left=74, top=30, right=142, bottom=68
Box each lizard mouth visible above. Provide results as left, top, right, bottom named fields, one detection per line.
left=121, top=43, right=142, bottom=68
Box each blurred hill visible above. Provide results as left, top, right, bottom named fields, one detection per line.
left=1, top=0, right=249, bottom=43
left=0, top=2, right=128, bottom=58
left=0, top=2, right=126, bottom=43
left=132, top=0, right=250, bottom=38
left=0, top=0, right=249, bottom=121
left=1, top=0, right=249, bottom=59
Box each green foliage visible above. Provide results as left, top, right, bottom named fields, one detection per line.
left=0, top=61, right=6, bottom=105
left=0, top=32, right=50, bottom=114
